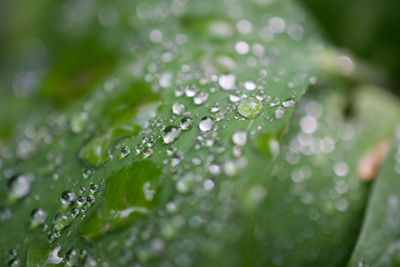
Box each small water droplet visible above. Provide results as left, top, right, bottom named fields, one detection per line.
left=30, top=208, right=47, bottom=226
left=65, top=249, right=80, bottom=266
left=282, top=99, right=295, bottom=107
left=232, top=130, right=248, bottom=146
left=193, top=92, right=209, bottom=105
left=53, top=213, right=71, bottom=231
left=270, top=97, right=280, bottom=107
left=199, top=117, right=214, bottom=132
left=7, top=174, right=33, bottom=200
left=162, top=126, right=181, bottom=144
left=275, top=107, right=285, bottom=119
left=203, top=179, right=215, bottom=191
left=235, top=41, right=249, bottom=55
left=120, top=146, right=130, bottom=157
left=185, top=86, right=197, bottom=97
left=180, top=117, right=193, bottom=131
left=60, top=191, right=76, bottom=206
left=172, top=102, right=186, bottom=115
left=218, top=74, right=236, bottom=90
left=229, top=94, right=241, bottom=103
left=244, top=80, right=256, bottom=91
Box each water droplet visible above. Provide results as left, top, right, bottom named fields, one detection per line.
left=244, top=80, right=256, bottom=91
left=172, top=102, right=186, bottom=115
left=120, top=146, right=130, bottom=157
left=300, top=116, right=318, bottom=134
left=203, top=179, right=215, bottom=191
left=149, top=29, right=163, bottom=43
left=162, top=126, right=181, bottom=144
left=282, top=99, right=295, bottom=107
left=232, top=130, right=248, bottom=146
left=7, top=174, right=33, bottom=200
left=180, top=117, right=193, bottom=131
left=270, top=97, right=280, bottom=107
left=208, top=164, right=221, bottom=175
left=65, top=249, right=80, bottom=266
left=334, top=162, right=348, bottom=177
left=30, top=208, right=47, bottom=226
left=218, top=74, right=236, bottom=90
left=185, top=86, right=197, bottom=97
left=236, top=19, right=252, bottom=34
left=199, top=117, right=214, bottom=132
left=211, top=103, right=220, bottom=113
left=269, top=17, right=286, bottom=33
left=90, top=183, right=99, bottom=193
left=193, top=92, right=209, bottom=105
left=235, top=41, right=249, bottom=55
left=275, top=107, right=285, bottom=119
left=77, top=196, right=87, bottom=206
left=70, top=112, right=88, bottom=134
left=144, top=148, right=154, bottom=158
left=60, top=191, right=76, bottom=206
left=238, top=98, right=263, bottom=119
left=229, top=94, right=241, bottom=103
left=53, top=213, right=71, bottom=231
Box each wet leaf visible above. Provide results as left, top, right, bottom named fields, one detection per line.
left=349, top=127, right=400, bottom=266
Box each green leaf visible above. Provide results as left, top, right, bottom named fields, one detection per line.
left=1, top=0, right=399, bottom=266
left=349, top=128, right=400, bottom=266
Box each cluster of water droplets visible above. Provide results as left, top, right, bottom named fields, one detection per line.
left=0, top=0, right=328, bottom=265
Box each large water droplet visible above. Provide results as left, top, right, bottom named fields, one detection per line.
left=162, top=126, right=181, bottom=144
left=238, top=98, right=263, bottom=119
left=199, top=117, right=214, bottom=132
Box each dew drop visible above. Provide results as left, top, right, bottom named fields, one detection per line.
left=238, top=97, right=263, bottom=119
left=244, top=80, right=256, bottom=91
left=270, top=97, right=280, bottom=107
left=120, top=146, right=130, bottom=157
left=162, top=126, right=181, bottom=144
left=282, top=99, right=295, bottom=107
left=193, top=92, right=209, bottom=105
left=334, top=162, right=348, bottom=177
left=30, top=208, right=47, bottom=226
left=203, top=179, right=215, bottom=191
left=235, top=41, right=249, bottom=55
left=53, top=213, right=71, bottom=231
left=274, top=107, right=286, bottom=119
left=7, top=174, right=33, bottom=200
left=232, top=130, right=248, bottom=146
left=185, top=86, right=197, bottom=97
left=172, top=102, right=186, bottom=115
left=180, top=117, right=193, bottom=131
left=300, top=116, right=318, bottom=134
left=60, top=191, right=76, bottom=206
left=199, top=117, right=214, bottom=132
left=218, top=74, right=236, bottom=90
left=65, top=249, right=80, bottom=266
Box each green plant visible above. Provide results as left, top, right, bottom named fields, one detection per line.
left=0, top=0, right=399, bottom=266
